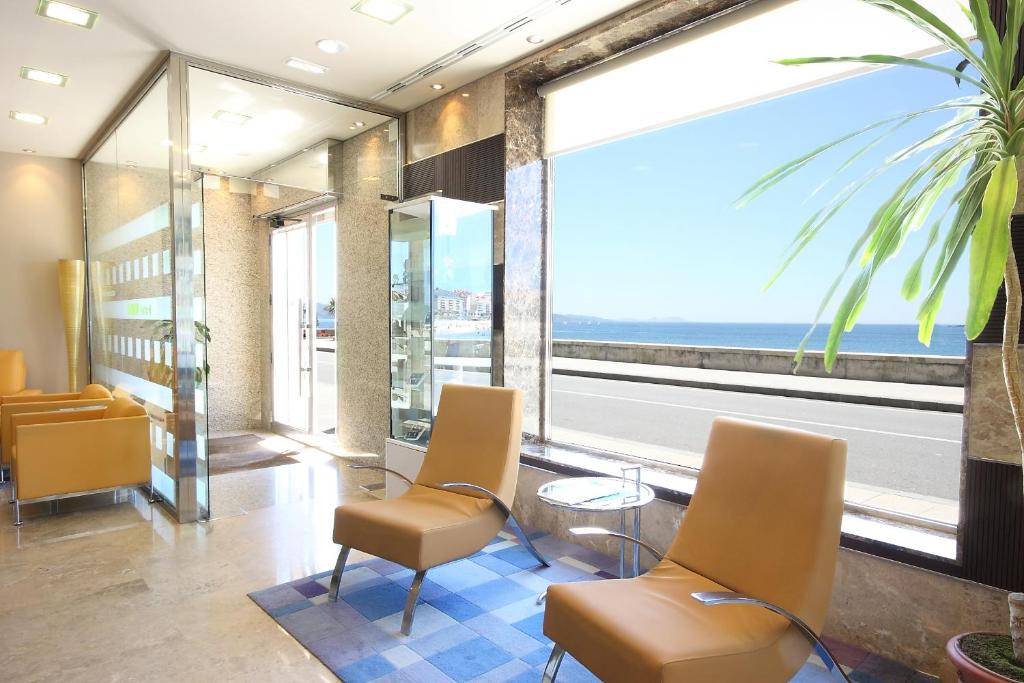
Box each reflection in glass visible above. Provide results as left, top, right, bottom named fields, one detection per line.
left=389, top=197, right=494, bottom=444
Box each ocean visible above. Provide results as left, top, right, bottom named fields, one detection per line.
left=552, top=319, right=967, bottom=357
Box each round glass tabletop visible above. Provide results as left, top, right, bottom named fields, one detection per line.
left=537, top=476, right=655, bottom=512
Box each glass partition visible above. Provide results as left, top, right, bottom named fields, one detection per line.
left=389, top=197, right=494, bottom=444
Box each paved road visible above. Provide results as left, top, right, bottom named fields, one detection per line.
left=551, top=374, right=962, bottom=501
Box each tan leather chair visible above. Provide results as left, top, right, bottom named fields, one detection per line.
left=329, top=384, right=546, bottom=634
left=541, top=417, right=849, bottom=683
left=10, top=397, right=151, bottom=526
left=0, top=350, right=40, bottom=400
left=0, top=384, right=113, bottom=479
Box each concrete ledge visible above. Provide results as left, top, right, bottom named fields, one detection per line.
left=553, top=339, right=965, bottom=387
left=552, top=357, right=964, bottom=413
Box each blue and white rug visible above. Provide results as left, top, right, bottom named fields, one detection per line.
left=249, top=528, right=933, bottom=682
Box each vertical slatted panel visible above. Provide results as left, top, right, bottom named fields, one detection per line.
left=962, top=458, right=1024, bottom=590
left=403, top=134, right=505, bottom=204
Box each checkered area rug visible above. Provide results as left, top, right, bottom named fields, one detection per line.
left=248, top=528, right=936, bottom=682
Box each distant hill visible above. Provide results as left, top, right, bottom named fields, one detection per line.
left=554, top=314, right=689, bottom=324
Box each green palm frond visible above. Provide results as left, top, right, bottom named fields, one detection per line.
left=744, top=0, right=1024, bottom=370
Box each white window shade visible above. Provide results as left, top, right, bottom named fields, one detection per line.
left=538, top=0, right=975, bottom=158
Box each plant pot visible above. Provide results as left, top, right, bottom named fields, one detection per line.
left=947, top=633, right=1024, bottom=682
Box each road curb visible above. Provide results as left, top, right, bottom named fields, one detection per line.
left=553, top=368, right=964, bottom=414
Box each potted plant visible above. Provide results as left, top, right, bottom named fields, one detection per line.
left=742, top=1, right=1024, bottom=679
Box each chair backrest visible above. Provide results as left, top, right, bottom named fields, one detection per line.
left=103, top=397, right=147, bottom=419
left=0, top=350, right=27, bottom=396
left=80, top=384, right=113, bottom=399
left=667, top=417, right=846, bottom=632
left=415, top=384, right=523, bottom=507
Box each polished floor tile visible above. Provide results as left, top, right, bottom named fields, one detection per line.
left=0, top=453, right=382, bottom=682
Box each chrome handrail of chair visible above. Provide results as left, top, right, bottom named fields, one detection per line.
left=349, top=463, right=414, bottom=487
left=569, top=526, right=665, bottom=562
left=439, top=482, right=549, bottom=567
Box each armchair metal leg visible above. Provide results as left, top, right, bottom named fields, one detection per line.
left=400, top=570, right=426, bottom=635
left=327, top=546, right=351, bottom=603
left=13, top=499, right=21, bottom=527
left=506, top=510, right=549, bottom=568
left=438, top=482, right=549, bottom=567
left=541, top=644, right=566, bottom=683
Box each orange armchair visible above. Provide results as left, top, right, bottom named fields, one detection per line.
left=541, top=417, right=848, bottom=683
left=0, top=350, right=40, bottom=400
left=329, top=384, right=546, bottom=635
left=10, top=397, right=151, bottom=526
left=0, top=384, right=113, bottom=480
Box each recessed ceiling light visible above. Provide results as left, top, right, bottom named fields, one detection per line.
left=351, top=0, right=413, bottom=24
left=349, top=125, right=356, bottom=130
left=10, top=110, right=47, bottom=125
left=20, top=67, right=68, bottom=87
left=213, top=110, right=250, bottom=125
left=22, top=149, right=36, bottom=154
left=316, top=39, right=347, bottom=54
left=461, top=92, right=470, bottom=98
left=36, top=0, right=98, bottom=28
left=430, top=83, right=444, bottom=90
left=285, top=57, right=328, bottom=75
left=354, top=121, right=366, bottom=127
left=526, top=35, right=544, bottom=44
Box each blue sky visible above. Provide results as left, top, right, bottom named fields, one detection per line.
left=552, top=49, right=972, bottom=325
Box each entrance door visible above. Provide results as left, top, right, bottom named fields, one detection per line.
left=271, top=206, right=337, bottom=438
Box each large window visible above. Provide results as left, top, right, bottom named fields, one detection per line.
left=550, top=46, right=968, bottom=527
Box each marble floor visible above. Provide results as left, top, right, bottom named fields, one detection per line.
left=0, top=443, right=383, bottom=682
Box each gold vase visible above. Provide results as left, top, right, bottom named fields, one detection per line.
left=58, top=259, right=85, bottom=392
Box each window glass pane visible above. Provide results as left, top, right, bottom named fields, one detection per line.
left=551, top=51, right=967, bottom=526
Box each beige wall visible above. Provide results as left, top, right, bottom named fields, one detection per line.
left=405, top=71, right=505, bottom=162
left=0, top=152, right=85, bottom=393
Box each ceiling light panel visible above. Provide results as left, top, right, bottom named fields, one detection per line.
left=213, top=110, right=251, bottom=125
left=316, top=39, right=347, bottom=54
left=36, top=0, right=98, bottom=28
left=351, top=0, right=413, bottom=24
left=10, top=111, right=48, bottom=125
left=20, top=67, right=68, bottom=87
left=285, top=57, right=328, bottom=74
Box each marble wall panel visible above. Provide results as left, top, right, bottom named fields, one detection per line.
left=966, top=343, right=1023, bottom=464
left=202, top=175, right=264, bottom=432
left=406, top=72, right=505, bottom=163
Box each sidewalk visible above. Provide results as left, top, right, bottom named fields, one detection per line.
left=552, top=357, right=963, bottom=412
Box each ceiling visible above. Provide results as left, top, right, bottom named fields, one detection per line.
left=0, top=0, right=642, bottom=160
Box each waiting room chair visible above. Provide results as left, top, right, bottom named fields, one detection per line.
left=329, top=384, right=546, bottom=635
left=10, top=396, right=151, bottom=526
left=0, top=350, right=40, bottom=400
left=0, top=383, right=113, bottom=481
left=542, top=417, right=849, bottom=683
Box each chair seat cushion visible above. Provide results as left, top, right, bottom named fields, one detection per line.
left=333, top=484, right=507, bottom=571
left=544, top=559, right=811, bottom=683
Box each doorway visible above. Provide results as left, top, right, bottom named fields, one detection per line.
left=271, top=205, right=337, bottom=440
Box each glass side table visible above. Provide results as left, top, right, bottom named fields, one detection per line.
left=537, top=467, right=655, bottom=579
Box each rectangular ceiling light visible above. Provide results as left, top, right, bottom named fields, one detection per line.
left=285, top=57, right=328, bottom=74
left=213, top=110, right=251, bottom=125
left=20, top=66, right=68, bottom=87
left=36, top=0, right=98, bottom=28
left=352, top=0, right=413, bottom=24
left=10, top=110, right=48, bottom=125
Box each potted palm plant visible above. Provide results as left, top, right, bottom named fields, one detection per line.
left=742, top=1, right=1024, bottom=680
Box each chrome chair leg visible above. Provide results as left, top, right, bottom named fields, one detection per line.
left=541, top=644, right=566, bottom=683
left=438, top=482, right=549, bottom=567
left=13, top=499, right=21, bottom=527
left=400, top=570, right=426, bottom=635
left=327, top=546, right=351, bottom=602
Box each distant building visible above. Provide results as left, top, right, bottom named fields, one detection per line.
left=434, top=289, right=466, bottom=318
left=469, top=293, right=492, bottom=320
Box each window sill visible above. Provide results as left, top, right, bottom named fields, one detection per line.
left=521, top=438, right=959, bottom=570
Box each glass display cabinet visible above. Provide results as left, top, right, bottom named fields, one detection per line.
left=389, top=196, right=496, bottom=445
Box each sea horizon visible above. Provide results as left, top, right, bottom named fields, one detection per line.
left=552, top=316, right=967, bottom=357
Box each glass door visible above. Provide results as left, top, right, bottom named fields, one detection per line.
left=272, top=223, right=311, bottom=431
left=271, top=205, right=337, bottom=438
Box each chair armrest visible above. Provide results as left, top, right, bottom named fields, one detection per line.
left=691, top=592, right=851, bottom=682
left=349, top=464, right=414, bottom=487
left=3, top=392, right=79, bottom=404
left=13, top=415, right=151, bottom=501
left=440, top=482, right=550, bottom=567
left=569, top=527, right=665, bottom=561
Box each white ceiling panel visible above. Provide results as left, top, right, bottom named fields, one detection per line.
left=0, top=0, right=642, bottom=159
